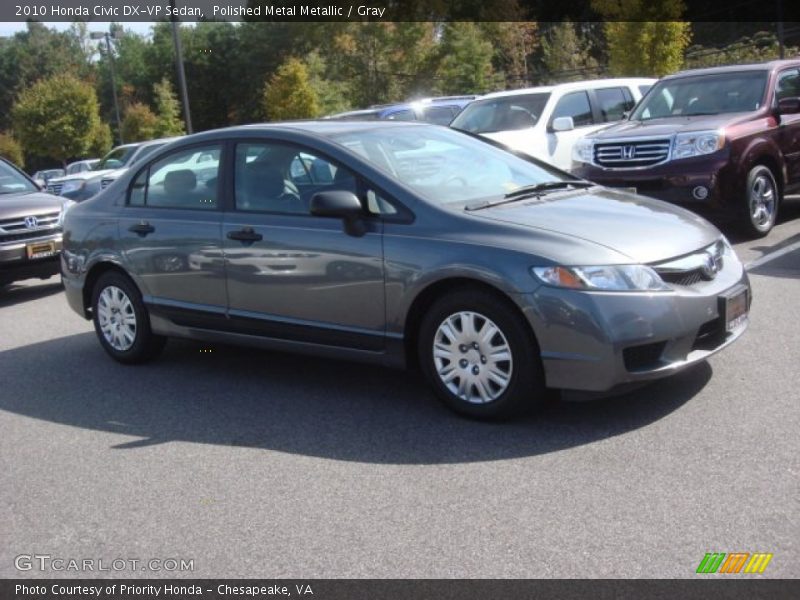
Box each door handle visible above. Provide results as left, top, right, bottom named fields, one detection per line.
left=227, top=227, right=263, bottom=242
left=128, top=222, right=155, bottom=236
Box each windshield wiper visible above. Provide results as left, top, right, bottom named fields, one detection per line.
left=465, top=181, right=595, bottom=211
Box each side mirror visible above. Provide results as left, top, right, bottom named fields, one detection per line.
left=777, top=97, right=800, bottom=115
left=310, top=190, right=366, bottom=236
left=622, top=110, right=631, bottom=120
left=551, top=116, right=575, bottom=132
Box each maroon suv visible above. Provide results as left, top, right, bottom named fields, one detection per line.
left=571, top=60, right=800, bottom=236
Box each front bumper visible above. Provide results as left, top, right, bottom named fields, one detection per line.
left=571, top=153, right=737, bottom=214
left=517, top=256, right=750, bottom=392
left=0, top=234, right=63, bottom=284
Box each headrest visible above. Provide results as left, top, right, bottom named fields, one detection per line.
left=164, top=169, right=197, bottom=195
left=245, top=161, right=286, bottom=197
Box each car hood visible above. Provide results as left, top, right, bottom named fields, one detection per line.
left=49, top=169, right=116, bottom=184
left=469, top=186, right=719, bottom=264
left=0, top=192, right=66, bottom=219
left=586, top=113, right=752, bottom=140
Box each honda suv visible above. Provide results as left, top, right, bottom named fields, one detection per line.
left=572, top=60, right=800, bottom=237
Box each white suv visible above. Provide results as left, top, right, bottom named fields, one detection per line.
left=450, top=78, right=656, bottom=170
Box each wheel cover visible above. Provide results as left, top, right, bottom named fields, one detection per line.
left=749, top=173, right=776, bottom=230
left=432, top=311, right=513, bottom=404
left=97, top=285, right=137, bottom=351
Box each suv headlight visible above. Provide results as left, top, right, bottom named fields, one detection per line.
left=572, top=138, right=594, bottom=164
left=672, top=131, right=724, bottom=160
left=532, top=264, right=669, bottom=292
left=60, top=179, right=86, bottom=194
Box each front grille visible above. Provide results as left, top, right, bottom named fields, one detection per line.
left=651, top=240, right=725, bottom=288
left=623, top=341, right=667, bottom=372
left=101, top=178, right=114, bottom=189
left=658, top=270, right=704, bottom=287
left=594, top=139, right=671, bottom=168
left=47, top=183, right=64, bottom=195
left=0, top=211, right=60, bottom=239
left=0, top=228, right=61, bottom=243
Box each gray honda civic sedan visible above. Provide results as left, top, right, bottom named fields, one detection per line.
left=61, top=122, right=750, bottom=419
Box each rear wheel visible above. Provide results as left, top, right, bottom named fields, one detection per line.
left=741, top=165, right=779, bottom=237
left=418, top=288, right=545, bottom=420
left=91, top=271, right=166, bottom=364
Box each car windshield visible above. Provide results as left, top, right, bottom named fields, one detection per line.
left=130, top=143, right=165, bottom=165
left=0, top=161, right=37, bottom=194
left=329, top=125, right=569, bottom=206
left=95, top=145, right=139, bottom=170
left=631, top=70, right=769, bottom=120
left=450, top=93, right=550, bottom=133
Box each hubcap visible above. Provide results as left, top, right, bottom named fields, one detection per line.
left=432, top=311, right=513, bottom=404
left=97, top=285, right=137, bottom=351
left=749, top=174, right=776, bottom=230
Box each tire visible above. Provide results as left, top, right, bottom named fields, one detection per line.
left=91, top=271, right=166, bottom=364
left=418, top=288, right=546, bottom=420
left=741, top=165, right=780, bottom=237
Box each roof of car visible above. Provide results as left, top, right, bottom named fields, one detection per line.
left=665, top=59, right=800, bottom=80
left=477, top=77, right=657, bottom=100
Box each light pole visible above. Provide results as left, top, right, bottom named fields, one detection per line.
left=170, top=0, right=193, bottom=134
left=91, top=30, right=124, bottom=145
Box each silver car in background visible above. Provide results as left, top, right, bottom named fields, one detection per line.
left=61, top=122, right=750, bottom=419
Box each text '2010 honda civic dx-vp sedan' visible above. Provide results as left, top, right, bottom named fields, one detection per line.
left=61, top=122, right=750, bottom=419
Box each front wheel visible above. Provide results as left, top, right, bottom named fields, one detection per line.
left=418, top=288, right=546, bottom=420
left=91, top=271, right=166, bottom=364
left=741, top=165, right=779, bottom=237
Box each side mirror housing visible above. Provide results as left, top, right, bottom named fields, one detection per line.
left=310, top=190, right=366, bottom=236
left=551, top=116, right=575, bottom=132
left=777, top=96, right=800, bottom=115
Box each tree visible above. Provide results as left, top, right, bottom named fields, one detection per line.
left=538, top=22, right=599, bottom=83
left=11, top=74, right=105, bottom=167
left=436, top=23, right=502, bottom=95
left=262, top=58, right=320, bottom=121
left=303, top=51, right=350, bottom=116
left=88, top=121, right=113, bottom=157
left=593, top=0, right=691, bottom=77
left=121, top=102, right=158, bottom=142
left=0, top=132, right=24, bottom=167
left=153, top=77, right=185, bottom=137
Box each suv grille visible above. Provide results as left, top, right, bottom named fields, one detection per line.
left=0, top=211, right=61, bottom=243
left=47, top=183, right=64, bottom=195
left=594, top=139, right=671, bottom=168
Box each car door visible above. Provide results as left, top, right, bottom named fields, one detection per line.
left=118, top=143, right=227, bottom=316
left=222, top=140, right=386, bottom=351
left=546, top=90, right=598, bottom=169
left=775, top=68, right=800, bottom=186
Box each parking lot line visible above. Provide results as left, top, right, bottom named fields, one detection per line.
left=745, top=239, right=800, bottom=271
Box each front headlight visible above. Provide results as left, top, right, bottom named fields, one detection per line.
left=60, top=179, right=86, bottom=194
left=532, top=264, right=669, bottom=292
left=572, top=138, right=594, bottom=164
left=672, top=131, right=724, bottom=160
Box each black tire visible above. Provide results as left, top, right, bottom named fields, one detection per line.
left=740, top=165, right=780, bottom=238
left=417, top=288, right=546, bottom=420
left=91, top=271, right=166, bottom=364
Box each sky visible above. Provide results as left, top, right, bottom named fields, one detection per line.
left=0, top=21, right=163, bottom=38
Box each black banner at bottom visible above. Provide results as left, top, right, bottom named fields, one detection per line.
left=1, top=580, right=799, bottom=600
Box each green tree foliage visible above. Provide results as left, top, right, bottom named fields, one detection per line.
left=593, top=0, right=691, bottom=77
left=121, top=102, right=158, bottom=143
left=436, top=23, right=503, bottom=95
left=477, top=22, right=538, bottom=88
left=153, top=77, right=185, bottom=137
left=303, top=51, right=351, bottom=116
left=538, top=22, right=600, bottom=83
left=88, top=121, right=113, bottom=157
left=11, top=74, right=104, bottom=167
left=685, top=31, right=797, bottom=69
left=0, top=132, right=24, bottom=167
left=262, top=58, right=321, bottom=121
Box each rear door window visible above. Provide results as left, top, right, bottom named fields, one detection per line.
left=595, top=87, right=635, bottom=122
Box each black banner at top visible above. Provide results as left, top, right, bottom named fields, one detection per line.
left=2, top=0, right=799, bottom=22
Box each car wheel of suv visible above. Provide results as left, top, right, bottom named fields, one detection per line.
left=742, top=165, right=779, bottom=237
left=418, top=288, right=545, bottom=420
left=91, top=271, right=166, bottom=364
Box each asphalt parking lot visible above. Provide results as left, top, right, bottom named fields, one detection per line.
left=1, top=204, right=798, bottom=579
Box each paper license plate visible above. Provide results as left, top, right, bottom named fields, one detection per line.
left=26, top=240, right=56, bottom=260
left=723, top=287, right=749, bottom=332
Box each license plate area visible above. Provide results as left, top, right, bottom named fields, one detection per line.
left=26, top=240, right=56, bottom=260
left=720, top=286, right=749, bottom=332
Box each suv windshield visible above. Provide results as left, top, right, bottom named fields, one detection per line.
left=0, top=161, right=37, bottom=194
left=632, top=70, right=768, bottom=120
left=329, top=125, right=566, bottom=206
left=450, top=93, right=550, bottom=133
left=95, top=145, right=139, bottom=170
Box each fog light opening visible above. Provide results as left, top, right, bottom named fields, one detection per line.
left=692, top=186, right=709, bottom=200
